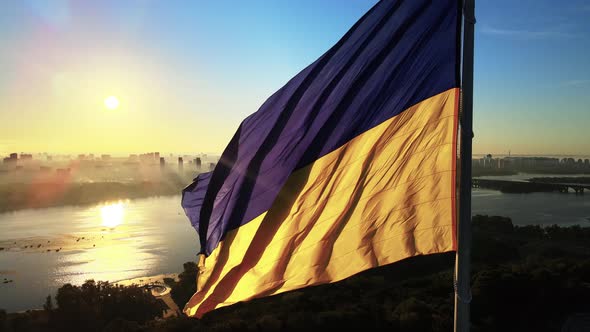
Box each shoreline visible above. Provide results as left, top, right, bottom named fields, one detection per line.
left=7, top=272, right=182, bottom=315
left=2, top=173, right=588, bottom=215
left=0, top=180, right=189, bottom=214
left=0, top=191, right=182, bottom=215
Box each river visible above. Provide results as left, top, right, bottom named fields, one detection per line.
left=0, top=196, right=198, bottom=312
left=1, top=175, right=589, bottom=312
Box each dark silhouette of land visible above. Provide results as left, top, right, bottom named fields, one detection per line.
left=1, top=215, right=590, bottom=332
left=0, top=177, right=189, bottom=213
left=528, top=177, right=590, bottom=184
left=472, top=168, right=518, bottom=177
left=473, top=177, right=589, bottom=194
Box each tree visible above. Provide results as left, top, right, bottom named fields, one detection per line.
left=43, top=295, right=53, bottom=312
left=170, top=262, right=198, bottom=309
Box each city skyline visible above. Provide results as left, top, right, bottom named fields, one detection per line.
left=1, top=0, right=589, bottom=156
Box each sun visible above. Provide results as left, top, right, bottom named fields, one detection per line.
left=104, top=96, right=120, bottom=110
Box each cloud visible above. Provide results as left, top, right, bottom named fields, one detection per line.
left=480, top=25, right=577, bottom=39
left=562, top=80, right=590, bottom=87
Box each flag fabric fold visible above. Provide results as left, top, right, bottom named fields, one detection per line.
left=181, top=0, right=461, bottom=318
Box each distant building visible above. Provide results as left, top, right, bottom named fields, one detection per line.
left=178, top=157, right=184, bottom=172
left=56, top=168, right=71, bottom=176
left=20, top=153, right=33, bottom=160
left=101, top=154, right=111, bottom=161
left=160, top=157, right=165, bottom=169
left=503, top=156, right=559, bottom=169
left=3, top=153, right=17, bottom=167
left=209, top=162, right=216, bottom=171
left=139, top=152, right=157, bottom=163
left=471, top=158, right=481, bottom=168
left=480, top=154, right=494, bottom=168
left=195, top=157, right=202, bottom=170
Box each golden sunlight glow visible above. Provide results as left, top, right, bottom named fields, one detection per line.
left=104, top=96, right=120, bottom=110
left=100, top=202, right=125, bottom=228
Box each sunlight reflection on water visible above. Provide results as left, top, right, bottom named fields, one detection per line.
left=0, top=195, right=198, bottom=312
left=100, top=201, right=125, bottom=228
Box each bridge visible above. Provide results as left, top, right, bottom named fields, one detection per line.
left=472, top=178, right=589, bottom=194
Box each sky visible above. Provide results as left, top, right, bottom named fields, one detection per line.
left=0, top=0, right=589, bottom=157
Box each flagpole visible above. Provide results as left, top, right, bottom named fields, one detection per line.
left=454, top=0, right=475, bottom=331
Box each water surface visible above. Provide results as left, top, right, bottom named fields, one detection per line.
left=1, top=178, right=589, bottom=312
left=0, top=196, right=198, bottom=312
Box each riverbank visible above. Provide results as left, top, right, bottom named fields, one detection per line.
left=528, top=177, right=590, bottom=184
left=473, top=168, right=590, bottom=177
left=2, top=173, right=588, bottom=214
left=473, top=176, right=590, bottom=194
left=0, top=180, right=189, bottom=213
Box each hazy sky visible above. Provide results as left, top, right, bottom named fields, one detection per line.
left=0, top=0, right=589, bottom=156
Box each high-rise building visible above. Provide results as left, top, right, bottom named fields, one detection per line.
left=160, top=157, right=165, bottom=169
left=178, top=157, right=184, bottom=172
left=195, top=157, right=202, bottom=170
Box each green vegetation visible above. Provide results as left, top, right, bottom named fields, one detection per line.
left=520, top=169, right=590, bottom=175
left=165, top=262, right=198, bottom=309
left=472, top=168, right=518, bottom=177
left=0, top=281, right=166, bottom=332
left=1, top=215, right=590, bottom=332
left=527, top=177, right=590, bottom=184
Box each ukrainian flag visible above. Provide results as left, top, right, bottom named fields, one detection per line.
left=182, top=0, right=461, bottom=318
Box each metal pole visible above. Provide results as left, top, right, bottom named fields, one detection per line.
left=454, top=0, right=475, bottom=331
